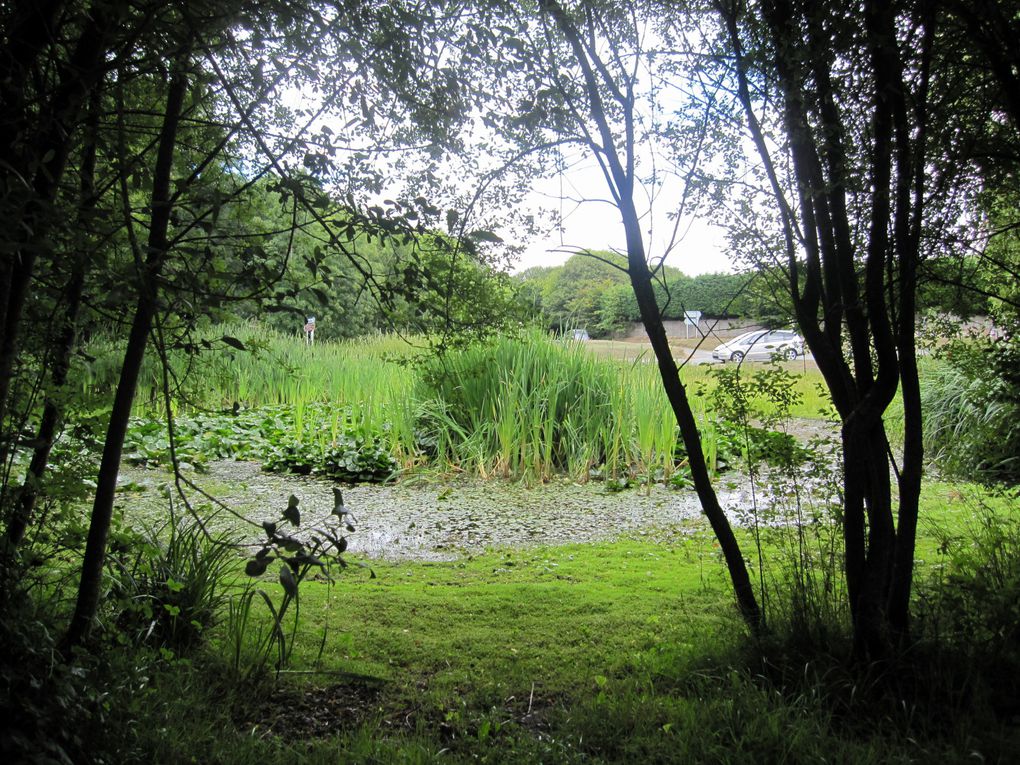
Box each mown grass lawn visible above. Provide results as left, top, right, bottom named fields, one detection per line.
left=101, top=481, right=1020, bottom=764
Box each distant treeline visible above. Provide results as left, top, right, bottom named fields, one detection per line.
left=517, top=252, right=991, bottom=338
left=517, top=253, right=777, bottom=337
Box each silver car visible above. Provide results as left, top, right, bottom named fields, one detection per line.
left=712, top=329, right=805, bottom=362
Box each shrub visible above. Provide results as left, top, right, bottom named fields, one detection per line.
left=0, top=570, right=94, bottom=764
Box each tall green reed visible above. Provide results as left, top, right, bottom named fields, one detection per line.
left=83, top=321, right=830, bottom=482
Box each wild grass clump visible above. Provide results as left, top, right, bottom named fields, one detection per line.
left=106, top=517, right=238, bottom=654
left=416, top=332, right=621, bottom=480
left=919, top=338, right=1020, bottom=484
left=80, top=320, right=418, bottom=422
left=922, top=361, right=1020, bottom=483
left=414, top=331, right=731, bottom=482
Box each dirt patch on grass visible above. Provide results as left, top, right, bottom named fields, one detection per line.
left=236, top=675, right=386, bottom=740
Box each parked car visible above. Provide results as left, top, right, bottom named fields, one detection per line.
left=712, top=329, right=804, bottom=362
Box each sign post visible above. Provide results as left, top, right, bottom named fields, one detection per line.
left=303, top=316, right=316, bottom=346
left=683, top=310, right=702, bottom=339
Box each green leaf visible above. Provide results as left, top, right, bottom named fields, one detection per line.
left=245, top=558, right=269, bottom=577
left=221, top=335, right=246, bottom=351
left=468, top=229, right=503, bottom=244
left=279, top=565, right=298, bottom=598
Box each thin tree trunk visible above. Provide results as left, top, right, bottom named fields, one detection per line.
left=630, top=258, right=762, bottom=628
left=62, top=65, right=188, bottom=651
left=3, top=89, right=102, bottom=551
left=542, top=0, right=762, bottom=631
left=0, top=4, right=112, bottom=456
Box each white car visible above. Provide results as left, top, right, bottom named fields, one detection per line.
left=712, top=329, right=805, bottom=362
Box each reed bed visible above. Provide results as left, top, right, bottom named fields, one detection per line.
left=81, top=322, right=830, bottom=481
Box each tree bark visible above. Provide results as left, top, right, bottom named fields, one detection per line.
left=542, top=0, right=762, bottom=630
left=62, top=64, right=189, bottom=651
left=0, top=3, right=114, bottom=456
left=720, top=0, right=931, bottom=655
left=2, top=89, right=102, bottom=551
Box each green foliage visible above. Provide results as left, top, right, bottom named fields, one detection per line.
left=922, top=340, right=1020, bottom=484
left=917, top=256, right=989, bottom=318
left=264, top=430, right=399, bottom=483
left=228, top=490, right=363, bottom=676
left=702, top=364, right=810, bottom=467
left=702, top=362, right=849, bottom=640
left=120, top=405, right=399, bottom=483
left=417, top=330, right=619, bottom=478
left=414, top=330, right=750, bottom=483
left=91, top=325, right=827, bottom=484
left=0, top=579, right=93, bottom=765
left=106, top=518, right=237, bottom=653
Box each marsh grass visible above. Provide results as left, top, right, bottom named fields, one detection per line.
left=83, top=322, right=830, bottom=481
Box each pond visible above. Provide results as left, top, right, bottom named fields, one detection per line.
left=114, top=460, right=782, bottom=561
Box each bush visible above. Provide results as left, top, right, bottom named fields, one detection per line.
left=0, top=569, right=93, bottom=764
left=922, top=338, right=1020, bottom=484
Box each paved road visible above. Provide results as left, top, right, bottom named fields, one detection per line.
left=677, top=348, right=816, bottom=367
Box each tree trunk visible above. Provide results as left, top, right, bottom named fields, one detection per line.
left=0, top=4, right=113, bottom=456
left=541, top=0, right=762, bottom=631
left=633, top=267, right=763, bottom=629
left=720, top=0, right=930, bottom=656
left=62, top=65, right=188, bottom=651
left=2, top=89, right=101, bottom=551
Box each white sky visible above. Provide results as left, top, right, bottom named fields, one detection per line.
left=509, top=162, right=736, bottom=276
